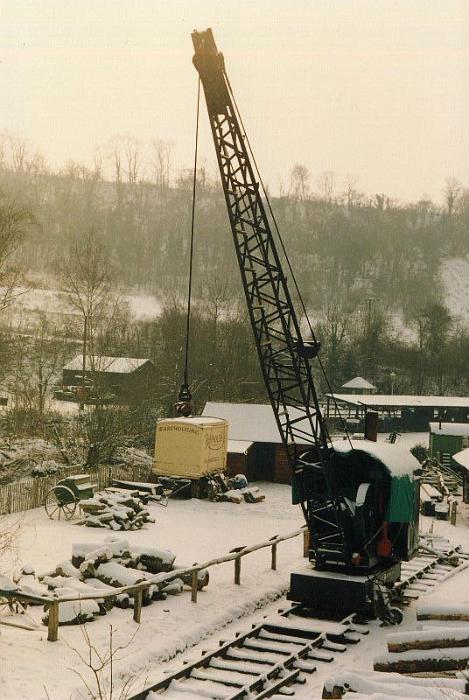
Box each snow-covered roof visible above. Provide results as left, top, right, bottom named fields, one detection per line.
left=203, top=402, right=315, bottom=443
left=331, top=439, right=420, bottom=477
left=203, top=402, right=282, bottom=442
left=341, top=376, right=376, bottom=390
left=327, top=394, right=469, bottom=409
left=63, top=355, right=151, bottom=374
left=227, top=440, right=254, bottom=454
left=429, top=422, right=469, bottom=437
left=452, top=447, right=469, bottom=471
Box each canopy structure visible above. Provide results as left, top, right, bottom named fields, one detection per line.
left=331, top=440, right=420, bottom=523
left=327, top=394, right=469, bottom=410
left=341, top=377, right=376, bottom=391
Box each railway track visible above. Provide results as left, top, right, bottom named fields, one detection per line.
left=130, top=542, right=469, bottom=700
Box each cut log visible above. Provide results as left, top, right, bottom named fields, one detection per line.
left=387, top=626, right=469, bottom=652
left=322, top=669, right=468, bottom=699
left=374, top=646, right=469, bottom=673
left=417, top=604, right=469, bottom=621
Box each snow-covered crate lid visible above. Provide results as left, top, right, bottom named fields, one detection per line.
left=157, top=416, right=228, bottom=427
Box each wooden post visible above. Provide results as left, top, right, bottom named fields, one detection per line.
left=191, top=570, right=198, bottom=603
left=234, top=557, right=241, bottom=585
left=47, top=601, right=59, bottom=642
left=450, top=501, right=457, bottom=526
left=303, top=529, right=310, bottom=558
left=133, top=589, right=143, bottom=623
left=271, top=543, right=277, bottom=570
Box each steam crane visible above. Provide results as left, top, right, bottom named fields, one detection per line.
left=191, top=28, right=419, bottom=620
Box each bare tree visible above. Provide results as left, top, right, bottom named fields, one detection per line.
left=444, top=177, right=462, bottom=216
left=57, top=228, right=119, bottom=406
left=317, top=170, right=336, bottom=203
left=289, top=163, right=311, bottom=201
left=0, top=193, right=32, bottom=311
left=151, top=139, right=174, bottom=192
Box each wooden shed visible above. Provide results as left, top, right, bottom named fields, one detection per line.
left=62, top=355, right=157, bottom=403
left=429, top=422, right=469, bottom=468
left=202, top=402, right=314, bottom=484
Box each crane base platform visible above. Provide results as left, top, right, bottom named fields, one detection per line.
left=287, top=562, right=401, bottom=618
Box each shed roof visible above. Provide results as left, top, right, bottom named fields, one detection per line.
left=64, top=355, right=151, bottom=374
left=227, top=440, right=254, bottom=454
left=331, top=439, right=419, bottom=477
left=429, top=422, right=469, bottom=437
left=202, top=402, right=314, bottom=444
left=327, top=394, right=469, bottom=409
left=453, top=447, right=469, bottom=471
left=341, top=376, right=376, bottom=390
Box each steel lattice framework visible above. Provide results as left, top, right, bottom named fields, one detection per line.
left=192, top=29, right=350, bottom=567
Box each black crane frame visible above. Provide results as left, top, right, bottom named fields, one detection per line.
left=192, top=28, right=350, bottom=568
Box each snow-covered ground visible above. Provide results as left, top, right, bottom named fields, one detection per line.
left=441, top=256, right=469, bottom=325
left=2, top=286, right=163, bottom=330
left=0, top=483, right=305, bottom=699
left=1, top=475, right=468, bottom=700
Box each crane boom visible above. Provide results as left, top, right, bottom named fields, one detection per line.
left=192, top=28, right=351, bottom=568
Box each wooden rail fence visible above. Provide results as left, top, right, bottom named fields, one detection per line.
left=3, top=526, right=309, bottom=641
left=0, top=463, right=152, bottom=516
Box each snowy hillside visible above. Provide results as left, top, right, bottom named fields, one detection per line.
left=441, top=257, right=469, bottom=325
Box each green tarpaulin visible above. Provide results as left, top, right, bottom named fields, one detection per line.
left=386, top=474, right=416, bottom=522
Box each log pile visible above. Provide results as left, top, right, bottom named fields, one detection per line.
left=33, top=537, right=209, bottom=626
left=78, top=490, right=155, bottom=530
left=322, top=668, right=468, bottom=698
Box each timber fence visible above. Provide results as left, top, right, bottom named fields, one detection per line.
left=0, top=463, right=152, bottom=516
left=4, top=525, right=309, bottom=642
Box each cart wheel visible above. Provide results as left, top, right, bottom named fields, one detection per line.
left=44, top=485, right=77, bottom=521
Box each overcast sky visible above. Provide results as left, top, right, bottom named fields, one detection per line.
left=1, top=0, right=468, bottom=202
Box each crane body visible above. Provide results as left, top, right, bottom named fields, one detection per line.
left=191, top=28, right=419, bottom=619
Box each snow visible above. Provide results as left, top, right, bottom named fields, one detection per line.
left=341, top=376, right=376, bottom=390
left=332, top=439, right=420, bottom=476
left=429, top=422, right=469, bottom=437
left=1, top=482, right=469, bottom=699
left=453, top=447, right=469, bottom=471
left=440, top=256, right=469, bottom=324
left=329, top=394, right=469, bottom=408
left=63, top=354, right=151, bottom=374
left=227, top=440, right=253, bottom=454
left=203, top=402, right=312, bottom=443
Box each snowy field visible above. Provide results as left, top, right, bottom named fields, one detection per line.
left=1, top=476, right=468, bottom=700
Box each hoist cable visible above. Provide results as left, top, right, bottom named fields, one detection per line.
left=182, top=77, right=201, bottom=391
left=225, top=74, right=352, bottom=448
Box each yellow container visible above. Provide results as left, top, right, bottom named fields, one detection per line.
left=154, top=416, right=228, bottom=478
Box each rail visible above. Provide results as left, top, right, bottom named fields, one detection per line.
left=5, top=525, right=309, bottom=642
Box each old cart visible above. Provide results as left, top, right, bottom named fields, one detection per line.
left=44, top=474, right=96, bottom=520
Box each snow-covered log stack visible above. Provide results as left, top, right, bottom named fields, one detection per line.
left=79, top=490, right=155, bottom=530
left=322, top=668, right=468, bottom=698
left=10, top=537, right=208, bottom=628
left=373, top=623, right=469, bottom=673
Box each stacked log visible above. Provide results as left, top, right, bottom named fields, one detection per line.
left=322, top=668, right=468, bottom=698
left=79, top=491, right=155, bottom=530
left=373, top=623, right=469, bottom=673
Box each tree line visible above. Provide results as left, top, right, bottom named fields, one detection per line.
left=0, top=132, right=468, bottom=445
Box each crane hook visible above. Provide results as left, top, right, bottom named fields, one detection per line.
left=175, top=382, right=193, bottom=417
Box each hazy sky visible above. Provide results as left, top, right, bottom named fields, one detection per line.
left=1, top=0, right=468, bottom=202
